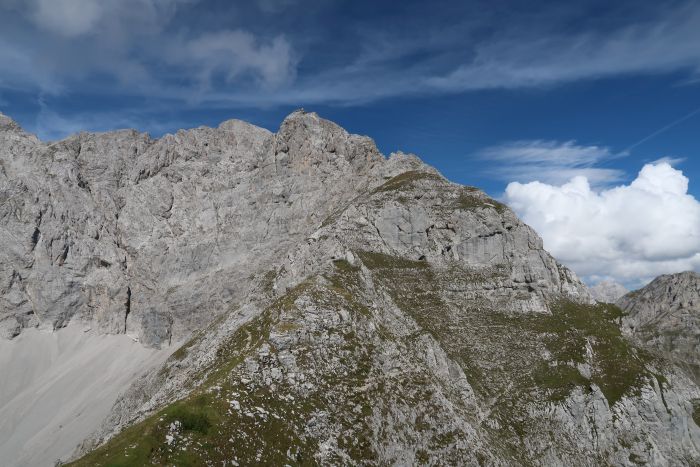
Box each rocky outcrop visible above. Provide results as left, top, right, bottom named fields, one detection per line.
left=618, top=271, right=700, bottom=385
left=1, top=110, right=388, bottom=345
left=590, top=280, right=629, bottom=303
left=2, top=111, right=699, bottom=466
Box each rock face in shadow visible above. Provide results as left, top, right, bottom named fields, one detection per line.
left=618, top=271, right=700, bottom=385
left=2, top=111, right=700, bottom=465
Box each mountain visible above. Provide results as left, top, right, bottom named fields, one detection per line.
left=590, top=280, right=629, bottom=303
left=618, top=271, right=700, bottom=386
left=1, top=111, right=699, bottom=466
left=0, top=110, right=392, bottom=345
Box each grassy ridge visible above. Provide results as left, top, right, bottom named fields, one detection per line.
left=71, top=249, right=662, bottom=466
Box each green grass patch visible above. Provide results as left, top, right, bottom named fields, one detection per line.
left=332, top=258, right=360, bottom=272
left=454, top=190, right=508, bottom=214
left=692, top=399, right=700, bottom=427
left=372, top=171, right=443, bottom=193
left=528, top=301, right=653, bottom=406
left=171, top=333, right=200, bottom=361
left=167, top=397, right=213, bottom=434
left=68, top=394, right=223, bottom=467
left=533, top=363, right=590, bottom=403
left=274, top=321, right=300, bottom=332
left=170, top=344, right=189, bottom=361
left=357, top=250, right=429, bottom=270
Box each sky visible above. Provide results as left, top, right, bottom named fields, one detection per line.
left=0, top=0, right=699, bottom=288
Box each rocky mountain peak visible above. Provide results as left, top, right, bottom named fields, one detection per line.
left=0, top=112, right=18, bottom=131
left=0, top=108, right=594, bottom=345
left=618, top=270, right=700, bottom=384
left=590, top=279, right=629, bottom=303
left=275, top=109, right=384, bottom=174
left=619, top=271, right=699, bottom=315
left=217, top=118, right=272, bottom=136
left=665, top=270, right=700, bottom=283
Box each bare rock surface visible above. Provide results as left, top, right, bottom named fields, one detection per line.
left=1, top=111, right=699, bottom=465
left=590, top=280, right=629, bottom=303
left=618, top=271, right=700, bottom=385
left=0, top=110, right=385, bottom=346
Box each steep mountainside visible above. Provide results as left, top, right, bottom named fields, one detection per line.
left=0, top=110, right=409, bottom=345
left=618, top=272, right=700, bottom=386
left=1, top=111, right=699, bottom=466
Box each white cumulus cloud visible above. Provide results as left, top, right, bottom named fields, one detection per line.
left=504, top=162, right=700, bottom=287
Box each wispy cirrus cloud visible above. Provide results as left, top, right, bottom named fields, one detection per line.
left=427, top=2, right=700, bottom=92
left=4, top=0, right=195, bottom=37
left=2, top=0, right=700, bottom=108
left=478, top=140, right=626, bottom=186
left=653, top=156, right=687, bottom=166
left=208, top=0, right=700, bottom=108
left=2, top=0, right=700, bottom=138
left=0, top=0, right=296, bottom=102
left=184, top=31, right=297, bottom=92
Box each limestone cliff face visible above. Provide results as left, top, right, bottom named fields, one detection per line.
left=1, top=111, right=388, bottom=344
left=618, top=271, right=700, bottom=385
left=2, top=111, right=699, bottom=465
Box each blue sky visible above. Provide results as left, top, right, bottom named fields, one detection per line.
left=1, top=0, right=699, bottom=286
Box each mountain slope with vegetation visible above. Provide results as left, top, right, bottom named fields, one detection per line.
left=1, top=111, right=699, bottom=465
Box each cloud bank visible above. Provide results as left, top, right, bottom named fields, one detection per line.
left=504, top=162, right=700, bottom=287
